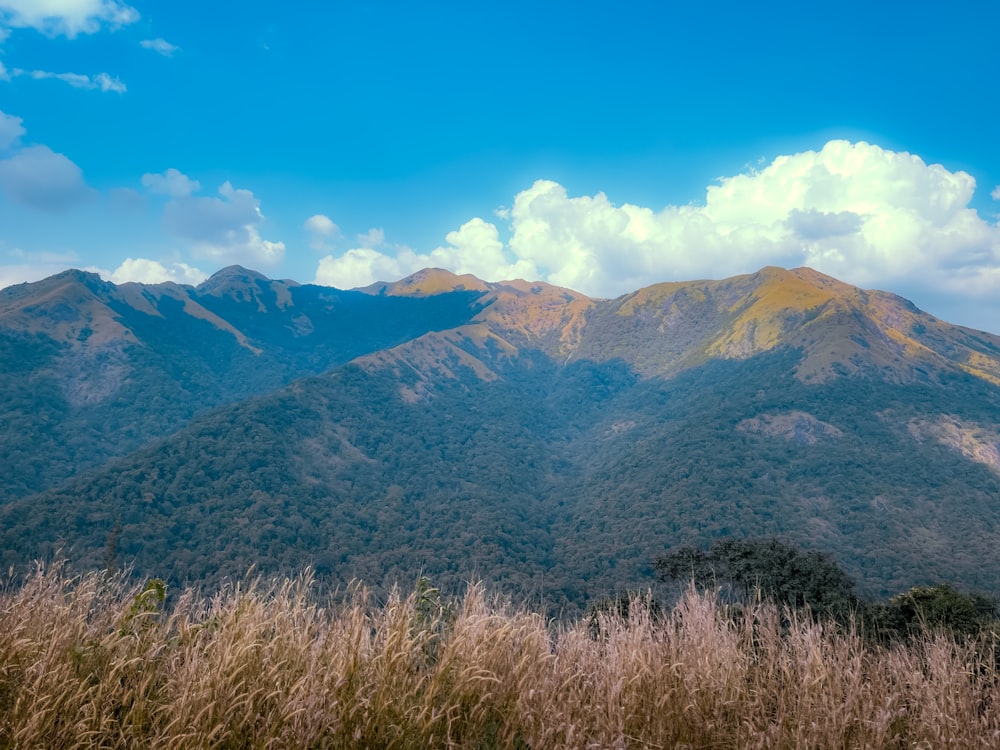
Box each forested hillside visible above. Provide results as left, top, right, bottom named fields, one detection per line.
left=4, top=265, right=1000, bottom=610
left=0, top=266, right=483, bottom=499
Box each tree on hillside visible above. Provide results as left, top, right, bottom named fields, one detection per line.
left=875, top=584, right=998, bottom=641
left=654, top=538, right=859, bottom=621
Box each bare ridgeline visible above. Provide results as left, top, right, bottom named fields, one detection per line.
left=3, top=564, right=1000, bottom=749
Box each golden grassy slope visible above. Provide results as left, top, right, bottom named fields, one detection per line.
left=610, top=266, right=1000, bottom=384
left=3, top=565, right=1000, bottom=749
left=353, top=270, right=595, bottom=385
left=0, top=271, right=135, bottom=347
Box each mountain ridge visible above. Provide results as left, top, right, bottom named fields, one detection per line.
left=0, top=268, right=486, bottom=498
left=343, top=264, right=1000, bottom=390
left=5, top=265, right=1000, bottom=609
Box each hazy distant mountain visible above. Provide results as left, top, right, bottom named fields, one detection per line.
left=4, top=265, right=1000, bottom=610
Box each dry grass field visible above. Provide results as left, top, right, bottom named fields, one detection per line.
left=2, top=564, right=999, bottom=749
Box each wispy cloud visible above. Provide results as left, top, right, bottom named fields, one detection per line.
left=0, top=2, right=135, bottom=94
left=12, top=68, right=126, bottom=93
left=140, top=38, right=179, bottom=57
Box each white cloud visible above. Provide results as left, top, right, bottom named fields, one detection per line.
left=315, top=248, right=408, bottom=289
left=108, top=258, right=207, bottom=286
left=356, top=227, right=385, bottom=248
left=313, top=218, right=536, bottom=289
left=0, top=0, right=139, bottom=38
left=0, top=108, right=24, bottom=149
left=142, top=168, right=200, bottom=198
left=992, top=186, right=1000, bottom=201
left=24, top=69, right=88, bottom=87
left=15, top=68, right=125, bottom=93
left=429, top=218, right=536, bottom=281
left=313, top=141, right=1000, bottom=313
left=93, top=71, right=124, bottom=92
left=314, top=226, right=410, bottom=287
left=305, top=214, right=337, bottom=235
left=304, top=213, right=340, bottom=250
left=505, top=180, right=649, bottom=293
left=499, top=142, right=1000, bottom=300
left=162, top=182, right=285, bottom=266
left=140, top=37, right=179, bottom=57
left=785, top=209, right=864, bottom=240
left=0, top=144, right=91, bottom=211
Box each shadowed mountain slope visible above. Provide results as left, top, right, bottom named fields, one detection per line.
left=0, top=267, right=484, bottom=498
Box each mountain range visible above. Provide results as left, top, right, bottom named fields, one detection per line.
left=3, top=264, right=1000, bottom=610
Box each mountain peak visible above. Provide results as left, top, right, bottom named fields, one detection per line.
left=50, top=267, right=106, bottom=285
left=0, top=267, right=114, bottom=310
left=196, top=266, right=270, bottom=295
left=0, top=267, right=131, bottom=347
left=359, top=268, right=491, bottom=297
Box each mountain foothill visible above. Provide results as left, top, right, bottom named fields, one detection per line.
left=3, top=263, right=1000, bottom=611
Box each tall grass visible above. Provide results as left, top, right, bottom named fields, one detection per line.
left=2, top=563, right=999, bottom=748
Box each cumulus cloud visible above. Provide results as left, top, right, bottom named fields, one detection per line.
left=313, top=141, right=1000, bottom=311
left=108, top=258, right=207, bottom=286
left=430, top=218, right=536, bottom=281
left=314, top=218, right=538, bottom=289
left=785, top=209, right=864, bottom=240
left=0, top=108, right=23, bottom=149
left=993, top=186, right=1000, bottom=201
left=140, top=37, right=179, bottom=57
left=163, top=182, right=285, bottom=266
left=0, top=144, right=92, bottom=211
left=356, top=228, right=385, bottom=248
left=315, top=248, right=408, bottom=289
left=304, top=213, right=340, bottom=250
left=142, top=168, right=200, bottom=198
left=314, top=227, right=407, bottom=287
left=0, top=0, right=139, bottom=38
left=14, top=68, right=126, bottom=93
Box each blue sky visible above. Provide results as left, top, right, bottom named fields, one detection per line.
left=1, top=1, right=999, bottom=331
